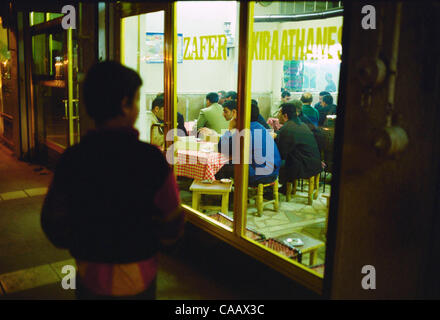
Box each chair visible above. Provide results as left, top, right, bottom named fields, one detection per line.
left=249, top=178, right=279, bottom=217
left=286, top=173, right=320, bottom=205
left=190, top=180, right=233, bottom=214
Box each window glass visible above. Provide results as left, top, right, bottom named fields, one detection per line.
left=175, top=1, right=240, bottom=230
left=243, top=1, right=342, bottom=277
left=121, top=11, right=165, bottom=144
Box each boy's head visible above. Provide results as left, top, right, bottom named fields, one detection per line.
left=83, top=61, right=142, bottom=126
left=151, top=97, right=165, bottom=121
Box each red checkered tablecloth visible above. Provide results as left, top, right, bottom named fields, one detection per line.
left=175, top=150, right=230, bottom=181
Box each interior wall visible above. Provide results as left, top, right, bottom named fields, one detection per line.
left=325, top=1, right=440, bottom=299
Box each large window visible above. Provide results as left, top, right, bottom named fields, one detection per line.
left=174, top=1, right=240, bottom=231
left=242, top=1, right=342, bottom=276
left=119, top=0, right=342, bottom=287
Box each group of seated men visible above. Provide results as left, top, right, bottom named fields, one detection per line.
left=214, top=98, right=324, bottom=193
left=147, top=90, right=336, bottom=194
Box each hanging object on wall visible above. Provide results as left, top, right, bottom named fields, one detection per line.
left=357, top=4, right=408, bottom=157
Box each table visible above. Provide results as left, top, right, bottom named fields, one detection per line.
left=175, top=149, right=230, bottom=181
left=274, top=232, right=324, bottom=266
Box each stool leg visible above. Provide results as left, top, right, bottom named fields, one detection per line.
left=309, top=250, right=318, bottom=266
left=314, top=174, right=320, bottom=200
left=308, top=176, right=314, bottom=205
left=256, top=184, right=263, bottom=216
left=274, top=179, right=279, bottom=211
left=192, top=192, right=201, bottom=211
left=286, top=182, right=292, bottom=201
left=293, top=179, right=297, bottom=195
left=221, top=192, right=229, bottom=214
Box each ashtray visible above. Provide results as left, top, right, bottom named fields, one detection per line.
left=283, top=238, right=304, bottom=247
left=220, top=179, right=232, bottom=184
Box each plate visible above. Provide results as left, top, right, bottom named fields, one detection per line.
left=220, top=179, right=232, bottom=184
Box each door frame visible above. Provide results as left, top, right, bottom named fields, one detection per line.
left=113, top=2, right=177, bottom=151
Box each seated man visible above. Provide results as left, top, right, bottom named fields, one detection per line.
left=225, top=91, right=237, bottom=102
left=155, top=92, right=187, bottom=136
left=314, top=91, right=330, bottom=110
left=300, top=92, right=319, bottom=127
left=218, top=90, right=227, bottom=105
left=146, top=96, right=165, bottom=147
left=216, top=100, right=281, bottom=186
left=275, top=102, right=322, bottom=188
left=196, top=92, right=229, bottom=135
left=318, top=94, right=337, bottom=127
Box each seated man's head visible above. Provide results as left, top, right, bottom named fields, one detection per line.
left=278, top=101, right=300, bottom=125
left=206, top=92, right=219, bottom=107
left=322, top=94, right=333, bottom=107
left=281, top=90, right=291, bottom=103
left=218, top=90, right=227, bottom=104
left=251, top=100, right=260, bottom=122
left=83, top=61, right=142, bottom=127
left=225, top=91, right=237, bottom=101
left=300, top=92, right=313, bottom=105
left=222, top=100, right=237, bottom=121
left=151, top=97, right=165, bottom=121
left=319, top=91, right=330, bottom=104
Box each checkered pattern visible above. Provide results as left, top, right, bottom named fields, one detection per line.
left=175, top=150, right=230, bottom=181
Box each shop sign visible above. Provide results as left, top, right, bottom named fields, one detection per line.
left=183, top=25, right=342, bottom=62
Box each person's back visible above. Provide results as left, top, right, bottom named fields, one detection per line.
left=198, top=103, right=229, bottom=134
left=41, top=61, right=184, bottom=300
left=276, top=103, right=321, bottom=181
left=197, top=92, right=229, bottom=134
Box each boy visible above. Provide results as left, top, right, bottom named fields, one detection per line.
left=41, top=61, right=184, bottom=299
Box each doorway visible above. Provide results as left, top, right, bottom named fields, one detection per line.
left=29, top=16, right=79, bottom=159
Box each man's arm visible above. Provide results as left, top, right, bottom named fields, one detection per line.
left=196, top=109, right=207, bottom=131
left=276, top=127, right=293, bottom=160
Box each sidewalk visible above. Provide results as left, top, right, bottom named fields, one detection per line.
left=0, top=143, right=317, bottom=299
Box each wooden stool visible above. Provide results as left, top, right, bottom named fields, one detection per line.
left=250, top=179, right=279, bottom=217
left=286, top=174, right=320, bottom=205
left=190, top=180, right=233, bottom=214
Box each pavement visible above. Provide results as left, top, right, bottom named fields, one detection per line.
left=0, top=142, right=317, bottom=300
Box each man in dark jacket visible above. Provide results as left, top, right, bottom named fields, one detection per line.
left=275, top=102, right=322, bottom=187
left=41, top=61, right=184, bottom=300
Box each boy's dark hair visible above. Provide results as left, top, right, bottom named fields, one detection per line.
left=218, top=90, right=226, bottom=97
left=280, top=102, right=299, bottom=121
left=281, top=90, right=291, bottom=98
left=251, top=102, right=260, bottom=122
left=152, top=97, right=164, bottom=110
left=319, top=91, right=330, bottom=97
left=323, top=94, right=334, bottom=105
left=83, top=61, right=142, bottom=125
left=206, top=92, right=219, bottom=104
left=223, top=100, right=237, bottom=112
left=225, top=91, right=237, bottom=100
